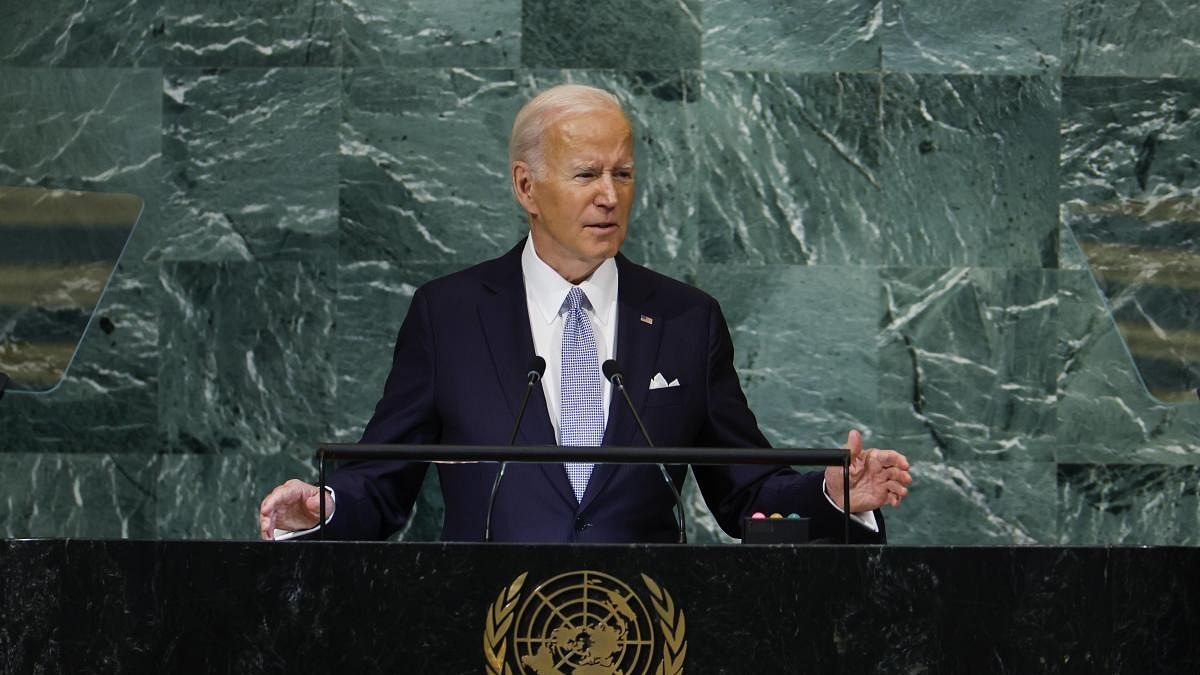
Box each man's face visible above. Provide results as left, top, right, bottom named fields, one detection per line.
left=515, top=108, right=635, bottom=283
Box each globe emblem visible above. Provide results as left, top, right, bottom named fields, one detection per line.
left=512, top=571, right=656, bottom=675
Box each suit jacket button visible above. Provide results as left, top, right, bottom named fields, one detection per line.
left=574, top=516, right=588, bottom=532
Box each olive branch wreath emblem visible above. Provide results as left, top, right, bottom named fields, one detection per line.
left=483, top=571, right=686, bottom=675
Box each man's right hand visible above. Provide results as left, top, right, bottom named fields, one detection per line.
left=258, top=479, right=334, bottom=540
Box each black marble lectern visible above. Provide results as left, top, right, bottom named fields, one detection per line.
left=1, top=540, right=1197, bottom=673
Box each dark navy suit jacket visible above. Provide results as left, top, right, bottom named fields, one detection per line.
left=320, top=240, right=885, bottom=543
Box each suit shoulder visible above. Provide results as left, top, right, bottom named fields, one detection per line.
left=412, top=247, right=519, bottom=301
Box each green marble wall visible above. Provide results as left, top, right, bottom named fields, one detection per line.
left=1, top=0, right=1198, bottom=545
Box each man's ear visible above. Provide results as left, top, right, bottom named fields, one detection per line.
left=511, top=162, right=538, bottom=216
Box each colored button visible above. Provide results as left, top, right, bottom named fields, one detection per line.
left=751, top=512, right=766, bottom=520
left=787, top=513, right=801, bottom=519
left=769, top=513, right=783, bottom=519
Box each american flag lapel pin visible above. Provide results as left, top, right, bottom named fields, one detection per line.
left=640, top=314, right=654, bottom=325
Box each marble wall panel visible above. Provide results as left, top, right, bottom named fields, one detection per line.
left=163, top=0, right=339, bottom=67
left=338, top=68, right=524, bottom=265
left=696, top=71, right=885, bottom=265
left=521, top=0, right=701, bottom=69
left=878, top=268, right=1061, bottom=463
left=0, top=453, right=158, bottom=538
left=157, top=452, right=316, bottom=539
left=341, top=0, right=520, bottom=67
left=887, top=461, right=1057, bottom=544
left=155, top=68, right=340, bottom=262
left=1062, top=78, right=1200, bottom=242
left=0, top=0, right=164, bottom=67
left=1063, top=0, right=1200, bottom=77
left=697, top=264, right=880, bottom=447
left=0, top=68, right=161, bottom=195
left=338, top=69, right=699, bottom=267
left=701, top=0, right=881, bottom=73
left=1055, top=270, right=1200, bottom=463
left=157, top=261, right=336, bottom=456
left=879, top=73, right=1060, bottom=267
left=1058, top=464, right=1200, bottom=545
left=883, top=0, right=1060, bottom=74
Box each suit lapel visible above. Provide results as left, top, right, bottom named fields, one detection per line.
left=478, top=240, right=574, bottom=508
left=477, top=241, right=557, bottom=447
left=581, top=255, right=665, bottom=511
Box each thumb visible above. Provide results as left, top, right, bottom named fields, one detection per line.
left=844, top=429, right=863, bottom=461
left=304, top=490, right=324, bottom=517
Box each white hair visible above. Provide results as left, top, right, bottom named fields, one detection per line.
left=508, top=84, right=627, bottom=179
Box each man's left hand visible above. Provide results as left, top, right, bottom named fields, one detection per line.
left=824, top=430, right=912, bottom=514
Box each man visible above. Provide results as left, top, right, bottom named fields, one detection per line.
left=259, top=84, right=911, bottom=543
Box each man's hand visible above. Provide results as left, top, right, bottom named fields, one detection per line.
left=824, top=430, right=912, bottom=514
left=257, top=479, right=333, bottom=540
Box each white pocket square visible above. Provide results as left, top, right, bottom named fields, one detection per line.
left=649, top=372, right=680, bottom=389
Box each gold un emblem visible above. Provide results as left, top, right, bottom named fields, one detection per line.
left=484, top=570, right=687, bottom=675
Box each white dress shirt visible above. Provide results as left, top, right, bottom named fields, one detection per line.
left=520, top=237, right=617, bottom=442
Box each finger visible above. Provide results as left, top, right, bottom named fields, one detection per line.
left=871, top=448, right=910, bottom=470
left=844, top=429, right=863, bottom=462
left=259, top=508, right=276, bottom=540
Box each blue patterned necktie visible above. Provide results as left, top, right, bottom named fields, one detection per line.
left=560, top=286, right=603, bottom=502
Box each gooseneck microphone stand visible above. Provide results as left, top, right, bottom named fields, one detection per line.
left=602, top=360, right=687, bottom=544
left=484, top=357, right=546, bottom=542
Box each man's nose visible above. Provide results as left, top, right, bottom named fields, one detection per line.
left=594, top=175, right=618, bottom=208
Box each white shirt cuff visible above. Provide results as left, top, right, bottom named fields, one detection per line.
left=821, top=478, right=879, bottom=533
left=271, top=487, right=336, bottom=541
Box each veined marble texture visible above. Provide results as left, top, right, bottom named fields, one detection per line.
left=0, top=453, right=158, bottom=538
left=0, top=68, right=161, bottom=196
left=157, top=260, right=336, bottom=456
left=879, top=73, right=1060, bottom=268
left=884, top=0, right=1060, bottom=74
left=1060, top=464, right=1200, bottom=545
left=878, top=268, right=1061, bottom=463
left=156, top=67, right=340, bottom=262
left=0, top=0, right=164, bottom=67
left=521, top=0, right=701, bottom=69
left=339, top=69, right=699, bottom=267
left=341, top=0, right=520, bottom=67
left=1061, top=77, right=1200, bottom=402
left=696, top=71, right=1060, bottom=267
left=702, top=0, right=881, bottom=72
left=163, top=0, right=339, bottom=66
left=1064, top=0, right=1200, bottom=77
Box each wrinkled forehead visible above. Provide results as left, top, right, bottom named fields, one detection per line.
left=547, top=110, right=634, bottom=156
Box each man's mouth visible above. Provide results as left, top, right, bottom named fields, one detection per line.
left=586, top=222, right=618, bottom=230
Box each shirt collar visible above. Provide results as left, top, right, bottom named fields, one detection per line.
left=521, top=236, right=618, bottom=326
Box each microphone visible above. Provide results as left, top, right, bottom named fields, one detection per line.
left=0, top=372, right=8, bottom=401
left=602, top=359, right=687, bottom=543
left=484, top=356, right=546, bottom=542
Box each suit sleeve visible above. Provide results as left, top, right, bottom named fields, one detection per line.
left=690, top=298, right=885, bottom=543
left=317, top=287, right=441, bottom=540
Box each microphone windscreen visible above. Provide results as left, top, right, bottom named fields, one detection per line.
left=601, top=359, right=621, bottom=382
left=527, top=356, right=546, bottom=381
